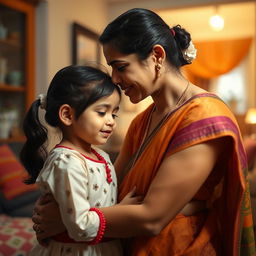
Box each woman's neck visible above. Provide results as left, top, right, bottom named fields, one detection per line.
left=151, top=75, right=188, bottom=114
left=151, top=73, right=205, bottom=115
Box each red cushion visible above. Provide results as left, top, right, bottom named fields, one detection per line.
left=0, top=214, right=36, bottom=255
left=0, top=144, right=37, bottom=199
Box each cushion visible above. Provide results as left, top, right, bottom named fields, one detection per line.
left=0, top=190, right=41, bottom=217
left=0, top=214, right=36, bottom=255
left=0, top=144, right=37, bottom=200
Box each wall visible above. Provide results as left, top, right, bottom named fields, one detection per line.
left=107, top=0, right=255, bottom=21
left=36, top=0, right=108, bottom=94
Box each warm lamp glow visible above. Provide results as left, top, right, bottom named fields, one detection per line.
left=209, top=6, right=224, bottom=31
left=245, top=108, right=256, bottom=124
left=209, top=14, right=224, bottom=31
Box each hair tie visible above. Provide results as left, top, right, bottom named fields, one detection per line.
left=37, top=94, right=47, bottom=110
left=170, top=28, right=175, bottom=37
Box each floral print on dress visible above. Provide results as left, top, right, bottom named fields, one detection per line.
left=93, top=184, right=99, bottom=191
left=95, top=202, right=101, bottom=207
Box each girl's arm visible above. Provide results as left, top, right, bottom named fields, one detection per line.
left=101, top=137, right=225, bottom=237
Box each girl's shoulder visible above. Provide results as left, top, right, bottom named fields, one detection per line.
left=46, top=146, right=86, bottom=166
left=37, top=147, right=86, bottom=183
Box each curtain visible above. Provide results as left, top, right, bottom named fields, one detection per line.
left=183, top=37, right=252, bottom=88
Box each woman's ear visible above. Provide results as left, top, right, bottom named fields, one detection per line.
left=152, top=45, right=166, bottom=78
left=152, top=44, right=166, bottom=65
left=59, top=104, right=74, bottom=126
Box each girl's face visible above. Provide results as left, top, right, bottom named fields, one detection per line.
left=103, top=44, right=159, bottom=104
left=70, top=89, right=120, bottom=147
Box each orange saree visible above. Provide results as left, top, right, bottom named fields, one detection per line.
left=118, top=93, right=255, bottom=255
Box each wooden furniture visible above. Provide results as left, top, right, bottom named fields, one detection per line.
left=0, top=0, right=35, bottom=143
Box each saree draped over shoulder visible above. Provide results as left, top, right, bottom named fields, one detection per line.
left=118, top=93, right=255, bottom=256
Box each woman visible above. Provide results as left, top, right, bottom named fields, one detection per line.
left=32, top=8, right=255, bottom=255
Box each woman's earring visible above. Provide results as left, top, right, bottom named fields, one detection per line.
left=156, top=64, right=161, bottom=77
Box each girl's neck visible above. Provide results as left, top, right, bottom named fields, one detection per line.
left=58, top=139, right=98, bottom=160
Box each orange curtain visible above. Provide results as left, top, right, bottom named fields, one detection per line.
left=183, top=37, right=252, bottom=87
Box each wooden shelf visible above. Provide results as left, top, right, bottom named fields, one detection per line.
left=0, top=0, right=35, bottom=144
left=0, top=38, right=21, bottom=48
left=0, top=84, right=25, bottom=91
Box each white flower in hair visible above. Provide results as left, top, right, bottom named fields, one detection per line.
left=37, top=94, right=47, bottom=110
left=182, top=41, right=197, bottom=63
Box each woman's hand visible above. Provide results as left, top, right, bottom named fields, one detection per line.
left=32, top=193, right=66, bottom=245
left=119, top=186, right=143, bottom=205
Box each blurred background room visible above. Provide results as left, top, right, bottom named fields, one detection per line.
left=0, top=0, right=255, bottom=254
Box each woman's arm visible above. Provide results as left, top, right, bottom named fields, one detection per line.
left=101, top=138, right=225, bottom=237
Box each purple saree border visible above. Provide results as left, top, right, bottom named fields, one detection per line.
left=168, top=116, right=247, bottom=169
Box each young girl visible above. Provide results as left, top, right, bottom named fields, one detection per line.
left=20, top=65, right=128, bottom=255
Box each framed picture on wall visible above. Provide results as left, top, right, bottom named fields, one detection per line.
left=72, top=22, right=101, bottom=66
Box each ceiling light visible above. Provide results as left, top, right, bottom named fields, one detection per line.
left=209, top=6, right=224, bottom=31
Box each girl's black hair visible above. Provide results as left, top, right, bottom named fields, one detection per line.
left=99, top=8, right=192, bottom=68
left=20, top=65, right=121, bottom=184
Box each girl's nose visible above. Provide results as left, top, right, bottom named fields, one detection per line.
left=106, top=115, right=115, bottom=126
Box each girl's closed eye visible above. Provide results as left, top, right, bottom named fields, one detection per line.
left=97, top=111, right=106, bottom=116
left=112, top=113, right=118, bottom=119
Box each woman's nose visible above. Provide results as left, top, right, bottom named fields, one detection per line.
left=111, top=70, right=121, bottom=85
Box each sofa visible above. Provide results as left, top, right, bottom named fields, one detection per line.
left=0, top=143, right=41, bottom=256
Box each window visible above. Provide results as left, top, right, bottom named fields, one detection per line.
left=210, top=57, right=247, bottom=114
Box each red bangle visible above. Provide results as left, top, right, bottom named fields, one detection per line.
left=87, top=208, right=106, bottom=245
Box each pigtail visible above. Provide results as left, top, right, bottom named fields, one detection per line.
left=20, top=99, right=48, bottom=184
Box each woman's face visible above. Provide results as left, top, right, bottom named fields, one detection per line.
left=103, top=44, right=158, bottom=104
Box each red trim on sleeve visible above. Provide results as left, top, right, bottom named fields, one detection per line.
left=52, top=208, right=106, bottom=245
left=87, top=208, right=106, bottom=245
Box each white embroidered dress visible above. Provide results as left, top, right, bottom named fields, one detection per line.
left=29, top=146, right=122, bottom=256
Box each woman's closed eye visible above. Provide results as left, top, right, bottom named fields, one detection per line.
left=117, top=65, right=127, bottom=72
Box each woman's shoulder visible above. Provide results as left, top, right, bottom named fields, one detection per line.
left=185, top=92, right=234, bottom=117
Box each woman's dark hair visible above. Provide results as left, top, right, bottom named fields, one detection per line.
left=99, top=8, right=192, bottom=68
left=20, top=65, right=121, bottom=184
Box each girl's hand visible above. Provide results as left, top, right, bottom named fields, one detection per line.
left=119, top=186, right=143, bottom=205
left=32, top=193, right=66, bottom=245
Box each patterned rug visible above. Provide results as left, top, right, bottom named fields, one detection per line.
left=0, top=215, right=36, bottom=256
